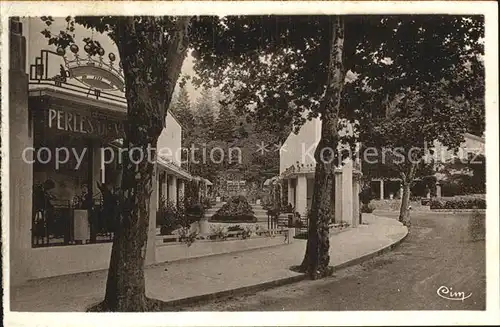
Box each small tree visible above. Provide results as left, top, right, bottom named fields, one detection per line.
left=353, top=82, right=483, bottom=226
left=194, top=87, right=216, bottom=141
left=171, top=84, right=195, bottom=140
left=214, top=103, right=237, bottom=142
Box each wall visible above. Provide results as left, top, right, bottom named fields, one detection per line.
left=280, top=117, right=358, bottom=174
left=156, top=112, right=183, bottom=165
left=10, top=18, right=33, bottom=285
left=27, top=243, right=112, bottom=279
left=280, top=118, right=321, bottom=174
left=155, top=237, right=288, bottom=264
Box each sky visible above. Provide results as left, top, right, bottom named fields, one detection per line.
left=176, top=51, right=204, bottom=103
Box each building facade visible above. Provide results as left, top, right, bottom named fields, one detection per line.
left=279, top=117, right=362, bottom=226
left=9, top=17, right=191, bottom=285
left=368, top=133, right=486, bottom=200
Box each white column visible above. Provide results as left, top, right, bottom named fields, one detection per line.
left=287, top=178, right=294, bottom=207
left=380, top=179, right=385, bottom=200
left=145, top=164, right=158, bottom=265
left=169, top=175, right=178, bottom=205
left=334, top=169, right=343, bottom=223
left=436, top=182, right=442, bottom=198
left=162, top=172, right=168, bottom=203
left=178, top=179, right=185, bottom=202
left=352, top=172, right=361, bottom=227
left=342, top=161, right=353, bottom=225
left=400, top=181, right=404, bottom=199
left=296, top=175, right=308, bottom=217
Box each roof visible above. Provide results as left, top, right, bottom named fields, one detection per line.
left=464, top=132, right=485, bottom=143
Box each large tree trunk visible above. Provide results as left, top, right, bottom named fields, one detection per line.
left=398, top=164, right=416, bottom=227
left=298, top=16, right=345, bottom=279
left=398, top=181, right=411, bottom=226
left=91, top=17, right=190, bottom=312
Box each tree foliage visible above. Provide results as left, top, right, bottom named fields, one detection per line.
left=171, top=85, right=195, bottom=140
left=193, top=87, right=216, bottom=141
left=214, top=103, right=237, bottom=142
left=189, top=14, right=485, bottom=268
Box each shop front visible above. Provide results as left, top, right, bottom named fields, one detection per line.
left=30, top=93, right=126, bottom=248
left=8, top=17, right=152, bottom=283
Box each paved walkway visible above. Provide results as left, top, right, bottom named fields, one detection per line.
left=10, top=214, right=407, bottom=311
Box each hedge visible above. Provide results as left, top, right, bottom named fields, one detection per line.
left=429, top=195, right=486, bottom=210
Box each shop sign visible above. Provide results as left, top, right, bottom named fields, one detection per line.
left=47, top=108, right=125, bottom=139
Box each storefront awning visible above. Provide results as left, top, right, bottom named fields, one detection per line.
left=157, top=157, right=192, bottom=180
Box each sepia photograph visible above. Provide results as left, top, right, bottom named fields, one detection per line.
left=1, top=1, right=498, bottom=326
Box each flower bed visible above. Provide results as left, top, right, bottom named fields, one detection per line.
left=429, top=195, right=486, bottom=210
left=210, top=195, right=257, bottom=223
left=156, top=226, right=291, bottom=245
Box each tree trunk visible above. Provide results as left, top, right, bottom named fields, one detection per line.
left=91, top=17, right=190, bottom=312
left=398, top=181, right=411, bottom=227
left=298, top=16, right=345, bottom=279
left=398, top=163, right=416, bottom=227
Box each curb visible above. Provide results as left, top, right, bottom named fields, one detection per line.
left=162, top=226, right=409, bottom=309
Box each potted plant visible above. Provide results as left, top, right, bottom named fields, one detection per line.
left=73, top=185, right=91, bottom=244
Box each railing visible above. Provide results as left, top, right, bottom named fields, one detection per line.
left=281, top=163, right=316, bottom=178
left=32, top=198, right=115, bottom=248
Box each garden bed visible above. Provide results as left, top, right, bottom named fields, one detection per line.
left=210, top=195, right=257, bottom=223
left=156, top=223, right=290, bottom=245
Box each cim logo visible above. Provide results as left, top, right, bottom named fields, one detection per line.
left=436, top=285, right=472, bottom=301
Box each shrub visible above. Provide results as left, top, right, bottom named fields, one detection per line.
left=361, top=203, right=376, bottom=213
left=294, top=220, right=304, bottom=228
left=210, top=225, right=228, bottom=240
left=211, top=195, right=256, bottom=222
left=241, top=226, right=253, bottom=239
left=421, top=198, right=431, bottom=206
left=227, top=225, right=243, bottom=232
left=202, top=197, right=212, bottom=209
left=282, top=203, right=294, bottom=213
left=178, top=226, right=199, bottom=247
left=359, top=187, right=374, bottom=205
left=185, top=203, right=205, bottom=222
left=429, top=196, right=486, bottom=210
left=157, top=197, right=185, bottom=235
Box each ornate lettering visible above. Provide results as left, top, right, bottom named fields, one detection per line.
left=46, top=108, right=124, bottom=139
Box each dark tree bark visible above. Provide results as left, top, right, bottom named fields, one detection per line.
left=91, top=17, right=190, bottom=312
left=299, top=16, right=345, bottom=279
left=398, top=163, right=416, bottom=227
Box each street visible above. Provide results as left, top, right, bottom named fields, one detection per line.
left=181, top=212, right=486, bottom=311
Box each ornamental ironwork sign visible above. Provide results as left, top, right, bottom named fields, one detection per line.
left=29, top=45, right=126, bottom=105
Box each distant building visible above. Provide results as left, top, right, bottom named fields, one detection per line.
left=368, top=132, right=485, bottom=200
left=279, top=116, right=362, bottom=226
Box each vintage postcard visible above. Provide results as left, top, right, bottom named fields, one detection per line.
left=1, top=1, right=499, bottom=326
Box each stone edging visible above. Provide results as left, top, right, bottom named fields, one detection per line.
left=86, top=219, right=408, bottom=311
